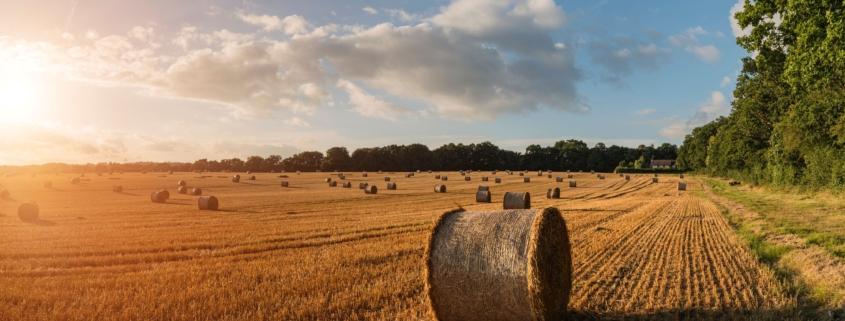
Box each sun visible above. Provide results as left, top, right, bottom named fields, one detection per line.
left=0, top=59, right=42, bottom=123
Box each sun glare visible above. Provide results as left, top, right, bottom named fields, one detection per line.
left=0, top=58, right=42, bottom=123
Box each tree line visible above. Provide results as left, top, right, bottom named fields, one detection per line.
left=3, top=140, right=678, bottom=174
left=677, top=0, right=845, bottom=188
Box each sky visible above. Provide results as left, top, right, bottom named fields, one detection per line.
left=0, top=0, right=750, bottom=165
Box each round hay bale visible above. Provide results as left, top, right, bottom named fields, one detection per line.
left=477, top=185, right=490, bottom=192
left=546, top=187, right=560, bottom=199
left=387, top=182, right=397, bottom=190
left=625, top=175, right=630, bottom=181
left=362, top=172, right=368, bottom=177
left=248, top=175, right=256, bottom=180
left=441, top=176, right=448, bottom=181
left=425, top=207, right=572, bottom=321
left=652, top=177, right=659, bottom=183
left=464, top=176, right=471, bottom=181
left=191, top=187, right=203, bottom=196
left=680, top=174, right=685, bottom=179
left=654, top=173, right=658, bottom=178
left=365, top=185, right=378, bottom=194
left=406, top=173, right=413, bottom=178
left=678, top=182, right=687, bottom=191
left=519, top=172, right=524, bottom=176
left=385, top=177, right=391, bottom=182
left=568, top=180, right=576, bottom=188
left=434, top=184, right=447, bottom=193
left=359, top=182, right=369, bottom=189
left=555, top=177, right=563, bottom=182
left=177, top=186, right=188, bottom=194
left=325, top=178, right=332, bottom=183
left=281, top=181, right=289, bottom=187
left=435, top=175, right=441, bottom=179
left=113, top=185, right=123, bottom=193
left=537, top=171, right=542, bottom=176
left=246, top=171, right=252, bottom=174
left=475, top=190, right=491, bottom=203
left=177, top=180, right=186, bottom=187
left=503, top=192, right=530, bottom=209
left=198, top=196, right=219, bottom=210
left=482, top=177, right=489, bottom=182
left=523, top=177, right=531, bottom=183
left=343, top=182, right=352, bottom=188
left=547, top=174, right=552, bottom=178
left=567, top=174, right=573, bottom=179
left=18, top=203, right=39, bottom=221
left=150, top=190, right=169, bottom=203
left=329, top=181, right=338, bottom=187
left=232, top=175, right=241, bottom=183
left=495, top=178, right=502, bottom=184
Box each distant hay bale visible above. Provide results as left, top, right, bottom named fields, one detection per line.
left=387, top=182, right=397, bottom=190
left=441, top=176, right=448, bottom=181
left=150, top=190, right=169, bottom=203
left=547, top=174, right=552, bottom=178
left=567, top=174, right=573, bottom=179
left=481, top=177, right=489, bottom=182
left=281, top=181, right=289, bottom=187
left=590, top=170, right=595, bottom=174
left=362, top=172, right=368, bottom=177
left=18, top=203, right=40, bottom=222
left=598, top=174, right=605, bottom=180
left=495, top=178, right=502, bottom=183
left=325, top=178, right=332, bottom=183
left=406, top=173, right=414, bottom=178
left=729, top=180, right=741, bottom=186
left=435, top=175, right=441, bottom=179
left=329, top=181, right=338, bottom=187
left=113, top=185, right=123, bottom=193
left=425, top=207, right=572, bottom=321
left=378, top=170, right=383, bottom=174
left=654, top=174, right=658, bottom=178
left=569, top=180, right=576, bottom=188
left=359, top=182, right=369, bottom=189
left=555, top=177, right=563, bottom=182
left=625, top=175, right=630, bottom=181
left=191, top=187, right=202, bottom=196
left=652, top=177, right=659, bottom=183
left=232, top=175, right=241, bottom=183
left=678, top=182, right=687, bottom=191
left=434, top=184, right=447, bottom=193
left=680, top=174, right=685, bottom=179
left=491, top=171, right=497, bottom=175
left=246, top=171, right=252, bottom=174
left=546, top=187, right=560, bottom=199
left=343, top=182, right=352, bottom=188
left=523, top=177, right=531, bottom=183
left=71, top=177, right=81, bottom=184
left=503, top=192, right=530, bottom=209
left=464, top=176, right=471, bottom=181
left=385, top=177, right=391, bottom=182
left=519, top=173, right=524, bottom=177
left=178, top=180, right=186, bottom=187
left=198, top=196, right=219, bottom=210
left=537, top=171, right=542, bottom=176
left=365, top=185, right=378, bottom=194
left=248, top=175, right=256, bottom=180
left=178, top=186, right=188, bottom=194
left=476, top=190, right=491, bottom=203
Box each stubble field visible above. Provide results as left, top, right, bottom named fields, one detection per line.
left=0, top=171, right=799, bottom=320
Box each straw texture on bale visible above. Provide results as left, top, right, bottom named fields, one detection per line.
left=198, top=196, right=219, bottom=210
left=365, top=185, right=378, bottom=194
left=177, top=186, right=188, bottom=194
left=113, top=185, right=123, bottom=193
left=523, top=177, right=531, bottom=183
left=503, top=192, right=531, bottom=209
left=477, top=185, right=490, bottom=192
left=281, top=181, right=289, bottom=187
left=18, top=203, right=40, bottom=221
left=569, top=181, right=576, bottom=188
left=387, top=182, right=397, bottom=190
left=476, top=190, right=491, bottom=203
left=150, top=190, right=169, bottom=203
left=425, top=207, right=572, bottom=321
left=495, top=178, right=502, bottom=183
left=678, top=182, right=687, bottom=191
left=191, top=187, right=202, bottom=195
left=546, top=188, right=560, bottom=199
left=434, top=185, right=447, bottom=193
left=232, top=175, right=241, bottom=183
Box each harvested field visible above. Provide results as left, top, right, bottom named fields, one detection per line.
left=0, top=172, right=798, bottom=320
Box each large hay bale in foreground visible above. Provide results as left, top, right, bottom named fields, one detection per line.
left=425, top=207, right=572, bottom=321
left=150, top=190, right=169, bottom=203
left=387, top=182, right=397, bottom=190
left=678, top=182, right=687, bottom=191
left=191, top=187, right=203, bottom=196
left=365, top=185, right=378, bottom=194
left=546, top=187, right=560, bottom=199
left=198, top=196, right=219, bottom=210
left=434, top=184, right=447, bottom=193
left=232, top=175, right=241, bottom=183
left=503, top=192, right=530, bottom=209
left=475, top=190, right=491, bottom=203
left=18, top=203, right=40, bottom=221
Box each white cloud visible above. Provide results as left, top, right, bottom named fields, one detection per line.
left=730, top=0, right=751, bottom=38
left=660, top=91, right=729, bottom=139
left=237, top=12, right=310, bottom=35
left=636, top=108, right=656, bottom=116
left=284, top=117, right=311, bottom=127
left=432, top=0, right=565, bottom=35
left=669, top=27, right=720, bottom=63
left=336, top=79, right=411, bottom=120
left=588, top=38, right=670, bottom=82
left=384, top=9, right=419, bottom=22
left=363, top=6, right=378, bottom=15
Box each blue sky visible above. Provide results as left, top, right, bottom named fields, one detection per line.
left=0, top=0, right=747, bottom=164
